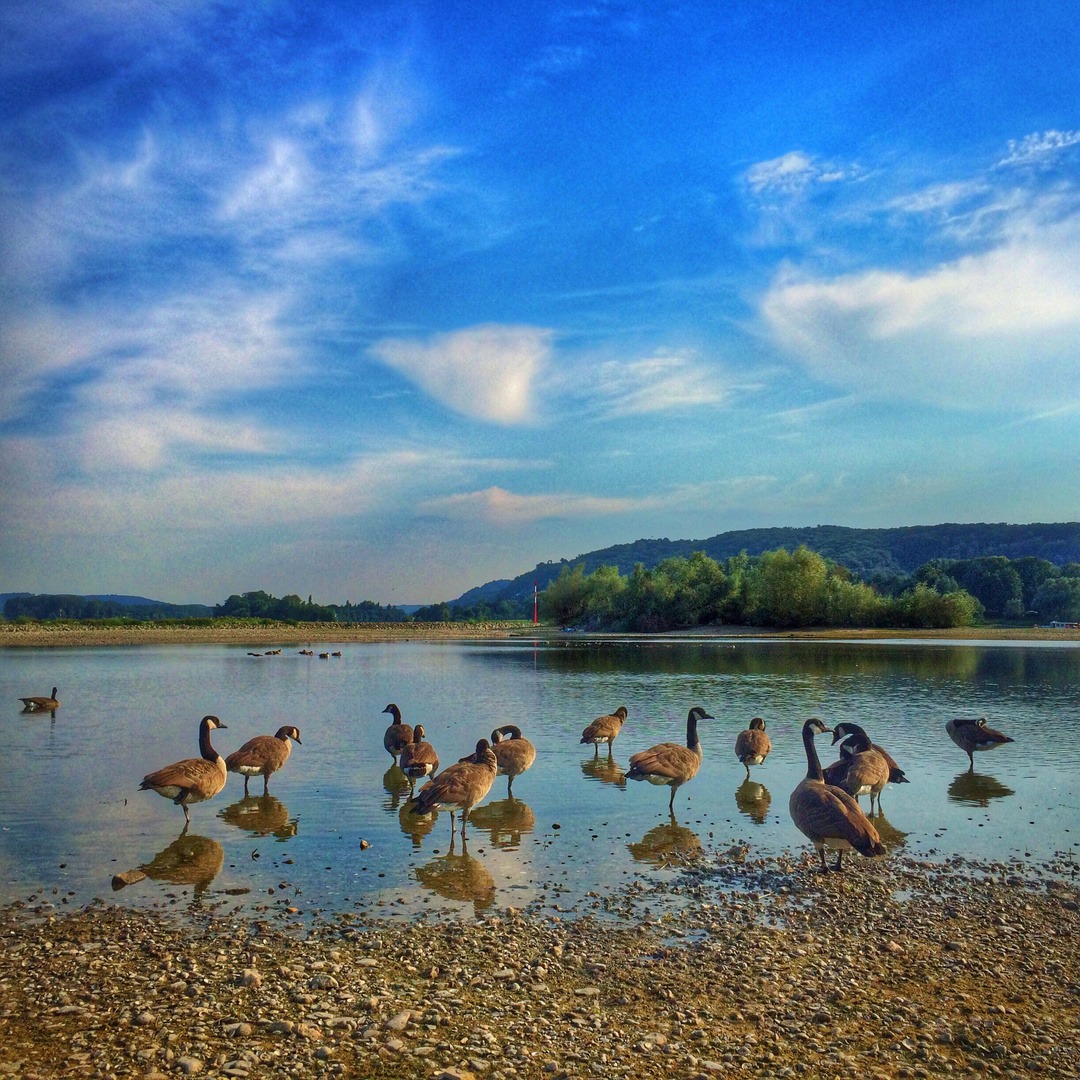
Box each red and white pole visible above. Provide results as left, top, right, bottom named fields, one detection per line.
left=533, top=580, right=538, bottom=625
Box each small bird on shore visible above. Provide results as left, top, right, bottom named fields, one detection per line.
left=627, top=707, right=712, bottom=812
left=580, top=706, right=628, bottom=755
left=946, top=717, right=1014, bottom=772
left=734, top=717, right=771, bottom=780
left=789, top=718, right=884, bottom=872
left=226, top=725, right=302, bottom=796
left=140, top=716, right=229, bottom=825
left=19, top=687, right=59, bottom=712
left=490, top=725, right=536, bottom=797
left=382, top=704, right=414, bottom=761
left=409, top=738, right=498, bottom=839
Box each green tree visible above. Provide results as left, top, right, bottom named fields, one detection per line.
left=1032, top=577, right=1080, bottom=621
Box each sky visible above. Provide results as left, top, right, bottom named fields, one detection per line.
left=2, top=0, right=1079, bottom=605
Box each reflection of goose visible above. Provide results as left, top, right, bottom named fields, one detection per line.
left=19, top=687, right=59, bottom=713
left=946, top=717, right=1014, bottom=772
left=382, top=704, right=413, bottom=761
left=947, top=771, right=1015, bottom=807
left=734, top=717, right=771, bottom=780
left=225, top=725, right=301, bottom=795
left=734, top=779, right=772, bottom=825
left=382, top=765, right=411, bottom=810
left=218, top=794, right=297, bottom=838
left=490, top=725, right=536, bottom=797
left=399, top=800, right=438, bottom=848
left=870, top=811, right=909, bottom=850
left=627, top=815, right=702, bottom=866
left=789, top=718, right=884, bottom=872
left=467, top=798, right=536, bottom=849
left=580, top=706, right=628, bottom=754
left=401, top=725, right=440, bottom=790
left=580, top=755, right=627, bottom=787
left=628, top=707, right=712, bottom=811
left=139, top=833, right=224, bottom=896
left=413, top=836, right=496, bottom=914
left=821, top=728, right=891, bottom=814
left=410, top=739, right=498, bottom=839
left=139, top=716, right=228, bottom=824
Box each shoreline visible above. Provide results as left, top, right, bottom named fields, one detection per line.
left=3, top=619, right=1079, bottom=648
left=2, top=855, right=1078, bottom=1079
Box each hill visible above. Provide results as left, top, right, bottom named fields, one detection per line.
left=450, top=522, right=1080, bottom=606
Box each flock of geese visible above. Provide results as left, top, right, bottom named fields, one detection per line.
left=68, top=684, right=1016, bottom=871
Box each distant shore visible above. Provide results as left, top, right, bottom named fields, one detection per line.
left=2, top=619, right=1079, bottom=648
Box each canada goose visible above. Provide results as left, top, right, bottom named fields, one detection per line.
left=409, top=738, right=498, bottom=839
left=821, top=728, right=891, bottom=814
left=490, top=725, right=536, bottom=797
left=19, top=687, right=59, bottom=712
left=331, top=651, right=341, bottom=657
left=319, top=652, right=330, bottom=659
left=831, top=722, right=909, bottom=786
left=225, top=725, right=301, bottom=796
left=734, top=717, right=771, bottom=779
left=139, top=716, right=229, bottom=824
left=946, top=717, right=1014, bottom=771
left=580, top=706, right=628, bottom=755
left=627, top=706, right=712, bottom=811
left=789, top=718, right=884, bottom=872
left=382, top=704, right=414, bottom=761
left=400, top=725, right=440, bottom=789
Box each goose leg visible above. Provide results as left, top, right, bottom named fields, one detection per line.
left=668, top=786, right=676, bottom=813
left=594, top=744, right=600, bottom=758
left=263, top=774, right=270, bottom=795
left=818, top=848, right=829, bottom=872
left=968, top=751, right=974, bottom=773
left=744, top=763, right=751, bottom=781
left=834, top=850, right=844, bottom=872
left=243, top=776, right=250, bottom=796
left=507, top=775, right=514, bottom=798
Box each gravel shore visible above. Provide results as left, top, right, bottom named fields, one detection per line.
left=4, top=852, right=1079, bottom=1080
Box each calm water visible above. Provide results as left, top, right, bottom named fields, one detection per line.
left=2, top=637, right=1079, bottom=920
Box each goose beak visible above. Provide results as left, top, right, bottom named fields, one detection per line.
left=294, top=735, right=302, bottom=744
left=218, top=721, right=228, bottom=729
left=830, top=730, right=843, bottom=744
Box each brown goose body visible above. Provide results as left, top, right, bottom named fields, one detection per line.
left=382, top=703, right=414, bottom=760
left=580, top=706, right=628, bottom=752
left=627, top=707, right=712, bottom=811
left=832, top=721, right=909, bottom=799
left=410, top=739, right=498, bottom=839
left=226, top=725, right=301, bottom=795
left=19, top=687, right=59, bottom=712
left=789, top=718, right=885, bottom=871
left=401, top=725, right=440, bottom=785
left=490, top=725, right=536, bottom=796
left=734, top=717, right=771, bottom=779
left=821, top=727, right=891, bottom=813
left=946, top=717, right=1014, bottom=771
left=140, top=716, right=229, bottom=824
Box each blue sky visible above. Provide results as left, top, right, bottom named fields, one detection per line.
left=2, top=0, right=1079, bottom=605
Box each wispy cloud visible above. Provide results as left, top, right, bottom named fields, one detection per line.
left=593, top=353, right=725, bottom=416
left=371, top=324, right=553, bottom=424
left=420, top=486, right=656, bottom=524
left=997, top=129, right=1080, bottom=168
left=745, top=151, right=857, bottom=196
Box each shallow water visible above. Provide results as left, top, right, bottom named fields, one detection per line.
left=2, top=637, right=1079, bottom=920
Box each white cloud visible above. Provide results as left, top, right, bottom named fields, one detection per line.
left=371, top=324, right=552, bottom=424
left=998, top=130, right=1080, bottom=168
left=745, top=151, right=855, bottom=196
left=594, top=353, right=725, bottom=416
left=420, top=486, right=654, bottom=524
left=761, top=214, right=1080, bottom=409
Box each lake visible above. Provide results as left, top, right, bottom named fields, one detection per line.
left=2, top=637, right=1079, bottom=921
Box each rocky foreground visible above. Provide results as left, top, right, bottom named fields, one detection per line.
left=2, top=854, right=1079, bottom=1080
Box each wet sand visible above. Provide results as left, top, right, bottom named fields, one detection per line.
left=3, top=851, right=1079, bottom=1079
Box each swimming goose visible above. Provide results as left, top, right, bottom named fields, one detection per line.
left=789, top=718, right=885, bottom=871
left=19, top=687, right=59, bottom=712
left=382, top=704, right=414, bottom=761
left=831, top=722, right=909, bottom=785
left=627, top=706, right=712, bottom=811
left=140, top=716, right=229, bottom=824
left=225, top=725, right=301, bottom=795
left=734, top=717, right=771, bottom=779
left=946, top=717, right=1014, bottom=772
left=409, top=738, right=498, bottom=839
left=400, top=725, right=440, bottom=789
left=821, top=728, right=891, bottom=814
left=490, top=725, right=536, bottom=797
left=580, top=706, right=628, bottom=755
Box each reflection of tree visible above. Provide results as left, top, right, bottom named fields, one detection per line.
left=139, top=833, right=224, bottom=895
left=467, top=798, right=536, bottom=850
left=948, top=771, right=1015, bottom=807
left=383, top=765, right=411, bottom=811
left=734, top=780, right=771, bottom=825
left=870, top=811, right=909, bottom=850
left=218, top=795, right=297, bottom=839
left=399, top=799, right=439, bottom=849
left=627, top=816, right=701, bottom=866
left=580, top=755, right=627, bottom=787
left=413, top=838, right=495, bottom=914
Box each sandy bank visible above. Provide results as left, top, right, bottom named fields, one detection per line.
left=3, top=855, right=1079, bottom=1079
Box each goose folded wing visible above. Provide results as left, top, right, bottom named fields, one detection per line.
left=800, top=784, right=883, bottom=856
left=629, top=743, right=695, bottom=778
left=141, top=757, right=223, bottom=792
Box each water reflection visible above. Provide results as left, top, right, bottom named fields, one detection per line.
left=735, top=780, right=772, bottom=825
left=628, top=815, right=701, bottom=866
left=948, top=771, right=1015, bottom=807
left=218, top=795, right=297, bottom=839
left=580, top=755, right=627, bottom=788
left=382, top=765, right=412, bottom=810
left=413, top=837, right=495, bottom=914
left=399, top=799, right=439, bottom=849
left=138, top=832, right=224, bottom=896
left=871, top=811, right=909, bottom=850
left=468, top=798, right=536, bottom=850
